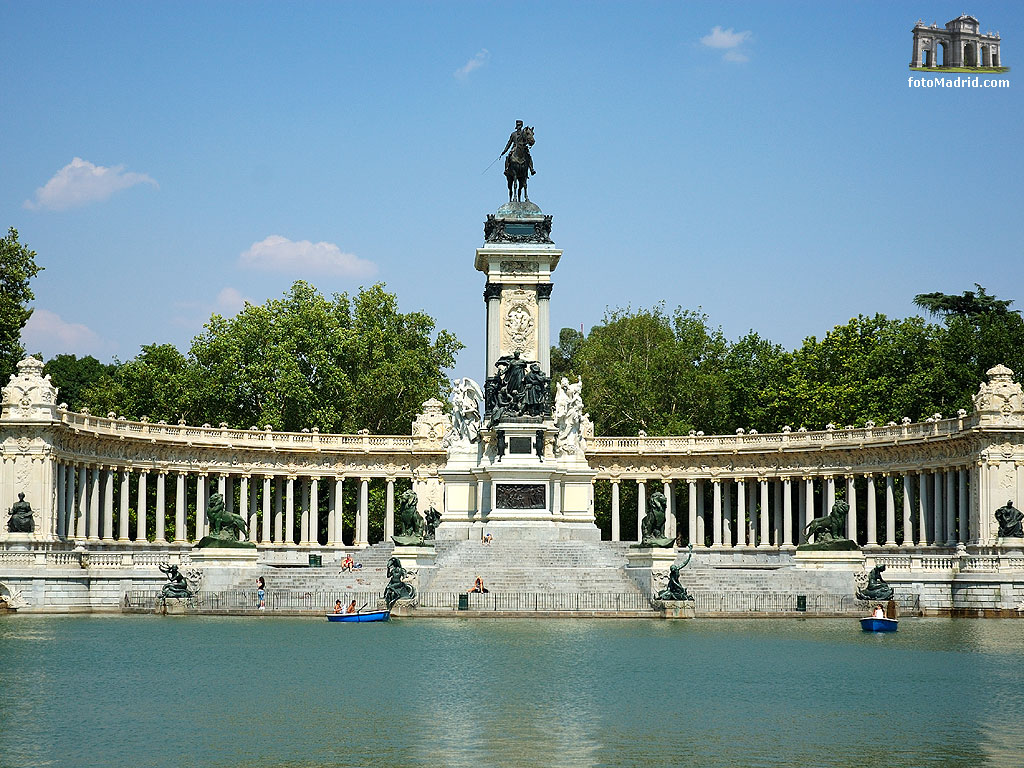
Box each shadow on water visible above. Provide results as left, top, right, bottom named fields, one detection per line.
left=2, top=615, right=1024, bottom=768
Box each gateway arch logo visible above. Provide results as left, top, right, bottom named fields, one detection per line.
left=910, top=14, right=1008, bottom=72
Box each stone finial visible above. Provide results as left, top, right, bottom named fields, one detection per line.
left=412, top=398, right=450, bottom=444
left=1, top=356, right=58, bottom=421
left=973, top=364, right=1024, bottom=425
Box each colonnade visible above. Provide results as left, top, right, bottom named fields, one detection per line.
left=604, top=465, right=974, bottom=548
left=48, top=461, right=408, bottom=547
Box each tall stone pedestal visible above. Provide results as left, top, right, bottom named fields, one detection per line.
left=438, top=202, right=599, bottom=543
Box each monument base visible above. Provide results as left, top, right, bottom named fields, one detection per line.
left=652, top=599, right=696, bottom=619
left=189, top=548, right=260, bottom=566
left=794, top=549, right=865, bottom=569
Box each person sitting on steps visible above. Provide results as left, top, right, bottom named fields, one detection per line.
left=468, top=577, right=489, bottom=594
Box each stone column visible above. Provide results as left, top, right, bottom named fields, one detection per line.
left=758, top=479, right=770, bottom=548
left=274, top=478, right=283, bottom=543
left=63, top=464, right=75, bottom=538
left=118, top=469, right=131, bottom=540
left=687, top=480, right=697, bottom=546
left=901, top=472, right=914, bottom=548
left=958, top=467, right=969, bottom=544
left=155, top=471, right=166, bottom=542
left=174, top=472, right=186, bottom=543
left=696, top=479, right=705, bottom=546
left=218, top=474, right=228, bottom=510
left=845, top=475, right=856, bottom=542
left=610, top=479, right=620, bottom=542
left=197, top=474, right=208, bottom=540
left=300, top=477, right=311, bottom=545
left=102, top=468, right=115, bottom=541
left=55, top=463, right=66, bottom=538
left=329, top=477, right=344, bottom=546
left=385, top=478, right=395, bottom=541
left=782, top=477, right=793, bottom=547
left=248, top=476, right=258, bottom=543
left=636, top=479, right=646, bottom=543
left=797, top=478, right=808, bottom=543
left=826, top=476, right=835, bottom=515
left=735, top=479, right=747, bottom=547
left=663, top=480, right=676, bottom=541
left=945, top=470, right=956, bottom=546
left=722, top=480, right=732, bottom=547
left=747, top=480, right=757, bottom=546
left=711, top=479, right=722, bottom=548
left=884, top=474, right=897, bottom=546
left=773, top=480, right=782, bottom=547
left=262, top=476, right=272, bottom=543
left=918, top=471, right=930, bottom=545
left=537, top=283, right=552, bottom=374
left=89, top=466, right=101, bottom=541
left=933, top=471, right=944, bottom=546
left=136, top=471, right=147, bottom=542
left=309, top=477, right=319, bottom=546
left=357, top=478, right=369, bottom=547
left=239, top=476, right=249, bottom=540
left=285, top=476, right=295, bottom=545
left=866, top=474, right=878, bottom=545
left=76, top=465, right=88, bottom=539
left=484, top=283, right=502, bottom=375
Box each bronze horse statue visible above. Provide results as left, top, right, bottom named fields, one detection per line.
left=504, top=125, right=535, bottom=202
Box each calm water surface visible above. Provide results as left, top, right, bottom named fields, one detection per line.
left=1, top=615, right=1023, bottom=768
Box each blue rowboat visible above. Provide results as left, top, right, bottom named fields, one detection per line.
left=326, top=609, right=390, bottom=623
left=860, top=617, right=898, bottom=632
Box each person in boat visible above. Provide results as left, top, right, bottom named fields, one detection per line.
left=345, top=600, right=357, bottom=614
left=872, top=604, right=884, bottom=619
left=334, top=600, right=343, bottom=614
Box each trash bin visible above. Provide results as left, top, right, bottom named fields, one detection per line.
left=796, top=595, right=807, bottom=612
left=458, top=593, right=469, bottom=611
left=308, top=554, right=322, bottom=567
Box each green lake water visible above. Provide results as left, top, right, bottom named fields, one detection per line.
left=1, top=615, right=1023, bottom=768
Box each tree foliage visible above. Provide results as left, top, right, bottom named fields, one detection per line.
left=43, top=354, right=116, bottom=411
left=1, top=227, right=43, bottom=381
left=80, top=282, right=463, bottom=433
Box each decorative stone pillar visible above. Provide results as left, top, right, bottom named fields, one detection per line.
left=262, top=476, right=272, bottom=544
left=55, top=463, right=66, bottom=538
left=285, top=476, right=296, bottom=545
left=76, top=464, right=88, bottom=539
left=309, top=477, right=319, bottom=546
left=636, top=479, right=646, bottom=543
left=300, top=477, right=311, bottom=545
left=845, top=475, right=856, bottom=542
left=384, top=478, right=395, bottom=542
left=357, top=478, right=370, bottom=547
left=248, top=476, right=258, bottom=543
left=722, top=480, right=732, bottom=547
left=782, top=477, right=793, bottom=547
left=758, top=478, right=770, bottom=548
left=117, top=469, right=130, bottom=541
left=63, top=464, right=76, bottom=538
left=483, top=282, right=502, bottom=375
left=155, top=471, right=167, bottom=543
left=537, top=283, right=553, bottom=375
left=826, top=476, right=836, bottom=516
left=958, top=467, right=969, bottom=545
left=883, top=474, right=896, bottom=546
left=695, top=479, right=705, bottom=546
left=136, top=471, right=147, bottom=542
left=747, top=479, right=757, bottom=546
left=773, top=480, right=782, bottom=547
left=901, top=472, right=914, bottom=548
left=933, top=471, right=944, bottom=546
left=610, top=479, right=620, bottom=542
left=918, top=471, right=930, bottom=545
left=735, top=478, right=747, bottom=547
left=797, top=477, right=807, bottom=543
left=945, top=470, right=956, bottom=546
left=88, top=466, right=100, bottom=541
left=711, top=479, right=722, bottom=548
left=174, top=472, right=186, bottom=543
left=687, top=479, right=697, bottom=547
left=197, top=474, right=209, bottom=540
left=274, top=478, right=283, bottom=543
left=328, top=476, right=343, bottom=546
left=102, top=467, right=115, bottom=541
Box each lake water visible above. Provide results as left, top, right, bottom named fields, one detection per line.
left=1, top=615, right=1023, bottom=768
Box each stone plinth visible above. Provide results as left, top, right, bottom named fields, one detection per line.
left=653, top=599, right=696, bottom=619
left=391, top=544, right=436, bottom=571
left=189, top=548, right=260, bottom=566
left=794, top=549, right=865, bottom=569
left=997, top=537, right=1024, bottom=551
left=625, top=547, right=679, bottom=594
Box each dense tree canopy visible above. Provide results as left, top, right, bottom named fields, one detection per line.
left=43, top=354, right=116, bottom=411
left=79, top=282, right=462, bottom=433
left=1, top=227, right=42, bottom=381
left=555, top=288, right=1024, bottom=436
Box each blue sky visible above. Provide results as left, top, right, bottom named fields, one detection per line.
left=2, top=1, right=1021, bottom=380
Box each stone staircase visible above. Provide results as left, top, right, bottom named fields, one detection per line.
left=420, top=539, right=645, bottom=594
left=678, top=556, right=854, bottom=596
left=227, top=542, right=396, bottom=593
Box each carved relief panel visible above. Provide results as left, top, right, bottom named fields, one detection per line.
left=499, top=288, right=538, bottom=360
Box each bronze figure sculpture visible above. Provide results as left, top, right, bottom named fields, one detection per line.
left=995, top=500, right=1024, bottom=538
left=502, top=120, right=535, bottom=202
left=7, top=493, right=33, bottom=533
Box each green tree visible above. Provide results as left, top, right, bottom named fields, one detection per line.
left=43, top=354, right=116, bottom=411
left=557, top=305, right=729, bottom=436
left=1, top=228, right=43, bottom=380
left=721, top=331, right=786, bottom=432
left=87, top=281, right=463, bottom=433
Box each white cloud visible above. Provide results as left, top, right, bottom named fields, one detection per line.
left=700, top=26, right=752, bottom=49
left=454, top=49, right=489, bottom=79
left=24, top=157, right=158, bottom=211
left=723, top=49, right=750, bottom=63
left=239, top=235, right=376, bottom=278
left=215, top=287, right=250, bottom=315
left=21, top=309, right=112, bottom=358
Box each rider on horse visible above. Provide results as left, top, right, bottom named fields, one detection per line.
left=502, top=120, right=536, bottom=176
